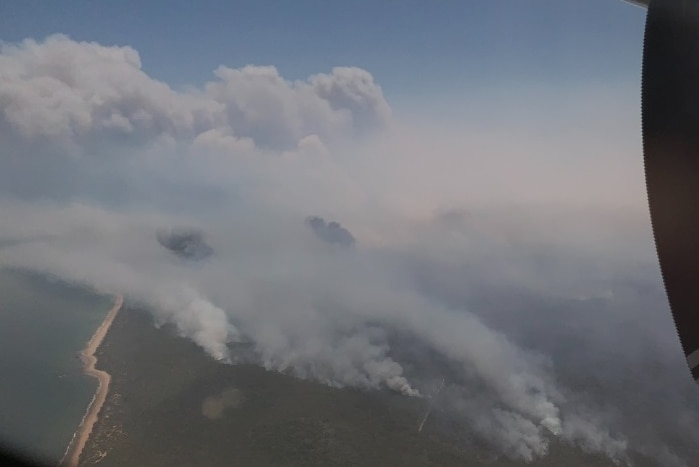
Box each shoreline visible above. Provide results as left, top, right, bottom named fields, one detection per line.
left=59, top=294, right=123, bottom=467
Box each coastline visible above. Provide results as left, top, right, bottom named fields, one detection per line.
left=59, top=294, right=123, bottom=467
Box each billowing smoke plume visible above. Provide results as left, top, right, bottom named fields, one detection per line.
left=1, top=35, right=698, bottom=465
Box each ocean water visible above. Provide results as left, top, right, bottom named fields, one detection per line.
left=0, top=268, right=112, bottom=465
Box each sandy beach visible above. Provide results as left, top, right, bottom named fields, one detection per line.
left=59, top=294, right=123, bottom=467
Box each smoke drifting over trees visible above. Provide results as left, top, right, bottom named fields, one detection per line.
left=1, top=35, right=697, bottom=465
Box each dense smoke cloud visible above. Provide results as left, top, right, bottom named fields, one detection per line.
left=305, top=216, right=356, bottom=247
left=1, top=35, right=698, bottom=465
left=156, top=228, right=213, bottom=261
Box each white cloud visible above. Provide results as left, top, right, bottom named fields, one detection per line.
left=0, top=35, right=390, bottom=157
left=0, top=35, right=209, bottom=145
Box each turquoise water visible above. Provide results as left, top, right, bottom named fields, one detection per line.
left=0, top=268, right=112, bottom=465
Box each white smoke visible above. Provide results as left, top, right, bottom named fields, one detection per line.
left=1, top=35, right=697, bottom=465
left=152, top=286, right=237, bottom=362
left=561, top=412, right=628, bottom=461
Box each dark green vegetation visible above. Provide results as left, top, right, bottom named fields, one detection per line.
left=80, top=306, right=660, bottom=467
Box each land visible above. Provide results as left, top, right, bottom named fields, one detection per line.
left=78, top=305, right=656, bottom=467
left=61, top=295, right=123, bottom=467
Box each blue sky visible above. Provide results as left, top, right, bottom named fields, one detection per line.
left=1, top=0, right=646, bottom=110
